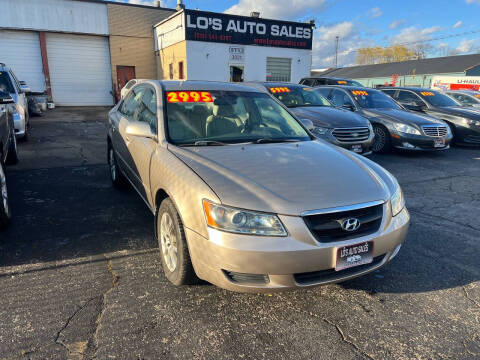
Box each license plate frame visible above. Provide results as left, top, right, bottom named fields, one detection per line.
left=335, top=241, right=374, bottom=271
left=434, top=138, right=445, bottom=148
left=351, top=144, right=363, bottom=153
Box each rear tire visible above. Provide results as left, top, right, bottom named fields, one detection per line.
left=108, top=144, right=128, bottom=188
left=372, top=125, right=392, bottom=153
left=0, top=160, right=11, bottom=229
left=157, top=198, right=198, bottom=286
left=5, top=129, right=18, bottom=165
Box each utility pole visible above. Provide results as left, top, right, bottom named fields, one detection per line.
left=335, top=36, right=339, bottom=68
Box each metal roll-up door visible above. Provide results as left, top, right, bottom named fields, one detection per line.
left=0, top=30, right=45, bottom=92
left=266, top=57, right=292, bottom=82
left=46, top=33, right=113, bottom=106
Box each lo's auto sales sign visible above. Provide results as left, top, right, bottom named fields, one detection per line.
left=185, top=10, right=313, bottom=50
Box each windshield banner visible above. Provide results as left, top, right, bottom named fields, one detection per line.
left=184, top=10, right=313, bottom=50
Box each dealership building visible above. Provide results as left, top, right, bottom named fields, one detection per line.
left=0, top=0, right=314, bottom=106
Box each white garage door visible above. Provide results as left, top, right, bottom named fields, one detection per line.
left=0, top=30, right=45, bottom=92
left=46, top=33, right=113, bottom=106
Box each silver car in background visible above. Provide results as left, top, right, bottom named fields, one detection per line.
left=107, top=80, right=410, bottom=292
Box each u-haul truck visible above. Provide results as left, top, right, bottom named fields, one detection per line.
left=431, top=76, right=480, bottom=91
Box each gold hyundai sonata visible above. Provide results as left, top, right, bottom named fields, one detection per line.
left=107, top=80, right=410, bottom=293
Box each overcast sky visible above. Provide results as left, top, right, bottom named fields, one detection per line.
left=116, top=0, right=480, bottom=69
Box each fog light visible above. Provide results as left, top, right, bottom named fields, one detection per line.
left=223, top=270, right=269, bottom=285
left=402, top=142, right=415, bottom=149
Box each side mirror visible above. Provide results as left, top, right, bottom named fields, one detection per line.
left=0, top=91, right=14, bottom=104
left=300, top=118, right=314, bottom=131
left=342, top=103, right=355, bottom=111
left=125, top=121, right=156, bottom=139
left=20, top=81, right=31, bottom=94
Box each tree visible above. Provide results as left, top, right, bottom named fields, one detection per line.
left=355, top=45, right=416, bottom=65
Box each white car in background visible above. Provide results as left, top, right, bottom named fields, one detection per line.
left=0, top=63, right=30, bottom=140
left=120, top=79, right=146, bottom=99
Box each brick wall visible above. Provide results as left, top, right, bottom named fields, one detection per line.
left=107, top=3, right=174, bottom=93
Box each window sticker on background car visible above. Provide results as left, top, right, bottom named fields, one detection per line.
left=167, top=91, right=213, bottom=103
left=337, top=80, right=347, bottom=84
left=420, top=92, right=435, bottom=96
left=269, top=87, right=291, bottom=93
left=475, top=94, right=480, bottom=98
left=351, top=90, right=369, bottom=96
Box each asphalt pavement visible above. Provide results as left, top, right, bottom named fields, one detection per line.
left=0, top=107, right=479, bottom=360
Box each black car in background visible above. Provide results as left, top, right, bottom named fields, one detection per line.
left=300, top=76, right=363, bottom=87
left=245, top=82, right=374, bottom=154
left=316, top=86, right=452, bottom=153
left=381, top=87, right=480, bottom=146
left=444, top=90, right=480, bottom=109
left=0, top=90, right=19, bottom=228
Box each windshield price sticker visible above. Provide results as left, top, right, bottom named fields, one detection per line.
left=269, top=87, right=291, bottom=93
left=420, top=91, right=435, bottom=96
left=337, top=80, right=347, bottom=84
left=475, top=94, right=480, bottom=98
left=351, top=90, right=369, bottom=96
left=167, top=91, right=213, bottom=103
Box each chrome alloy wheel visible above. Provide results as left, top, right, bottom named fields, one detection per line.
left=109, top=148, right=117, bottom=181
left=372, top=126, right=387, bottom=152
left=0, top=165, right=10, bottom=218
left=160, top=212, right=178, bottom=272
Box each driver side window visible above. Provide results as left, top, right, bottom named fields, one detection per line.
left=120, top=86, right=145, bottom=117
left=330, top=89, right=353, bottom=107
left=397, top=91, right=421, bottom=103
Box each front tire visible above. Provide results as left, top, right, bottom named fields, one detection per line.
left=5, top=129, right=18, bottom=165
left=0, top=160, right=11, bottom=229
left=157, top=198, right=198, bottom=286
left=108, top=145, right=127, bottom=188
left=372, top=125, right=392, bottom=153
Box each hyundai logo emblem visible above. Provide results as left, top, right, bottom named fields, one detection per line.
left=341, top=218, right=361, bottom=232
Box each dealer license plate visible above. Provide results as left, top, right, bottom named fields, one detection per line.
left=434, top=139, right=445, bottom=148
left=351, top=144, right=363, bottom=153
left=336, top=241, right=374, bottom=271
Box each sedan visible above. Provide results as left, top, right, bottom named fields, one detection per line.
left=381, top=87, right=480, bottom=146
left=317, top=86, right=452, bottom=153
left=244, top=82, right=374, bottom=155
left=107, top=80, right=409, bottom=292
left=444, top=90, right=480, bottom=109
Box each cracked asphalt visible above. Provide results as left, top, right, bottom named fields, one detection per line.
left=0, top=107, right=479, bottom=360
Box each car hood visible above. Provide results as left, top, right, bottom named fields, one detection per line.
left=360, top=108, right=442, bottom=126
left=169, top=141, right=392, bottom=216
left=290, top=106, right=368, bottom=128
left=431, top=106, right=480, bottom=120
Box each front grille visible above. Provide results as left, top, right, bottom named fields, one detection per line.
left=422, top=125, right=448, bottom=137
left=303, top=203, right=383, bottom=243
left=294, top=255, right=385, bottom=285
left=332, top=127, right=370, bottom=143
left=223, top=271, right=269, bottom=285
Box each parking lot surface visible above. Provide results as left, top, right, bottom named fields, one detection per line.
left=0, top=107, right=479, bottom=360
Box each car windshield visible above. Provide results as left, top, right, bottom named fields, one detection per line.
left=269, top=86, right=331, bottom=108
left=418, top=91, right=460, bottom=107
left=350, top=89, right=402, bottom=109
left=0, top=72, right=15, bottom=93
left=165, top=90, right=311, bottom=145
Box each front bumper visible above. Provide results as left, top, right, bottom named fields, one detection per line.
left=316, top=129, right=374, bottom=155
left=186, top=204, right=410, bottom=293
left=391, top=131, right=452, bottom=151
left=12, top=111, right=25, bottom=137
left=454, top=124, right=480, bottom=146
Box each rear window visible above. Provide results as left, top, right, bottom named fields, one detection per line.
left=0, top=72, right=14, bottom=93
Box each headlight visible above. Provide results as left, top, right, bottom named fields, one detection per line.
left=390, top=185, right=405, bottom=217
left=312, top=126, right=329, bottom=135
left=393, top=123, right=421, bottom=135
left=203, top=200, right=287, bottom=236
left=462, top=118, right=480, bottom=126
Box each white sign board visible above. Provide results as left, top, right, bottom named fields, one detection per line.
left=229, top=46, right=245, bottom=62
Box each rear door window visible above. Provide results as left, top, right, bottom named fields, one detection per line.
left=0, top=72, right=15, bottom=93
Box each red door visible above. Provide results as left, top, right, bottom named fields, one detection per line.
left=116, top=66, right=136, bottom=102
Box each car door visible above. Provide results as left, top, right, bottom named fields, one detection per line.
left=123, top=85, right=158, bottom=206
left=111, top=85, right=146, bottom=184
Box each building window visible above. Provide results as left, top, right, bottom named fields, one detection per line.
left=266, top=57, right=292, bottom=82
left=179, top=61, right=184, bottom=80
left=169, top=63, right=174, bottom=80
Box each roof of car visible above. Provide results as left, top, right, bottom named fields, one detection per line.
left=158, top=80, right=263, bottom=92
left=302, top=76, right=352, bottom=81
left=247, top=82, right=306, bottom=88
left=446, top=90, right=479, bottom=95
left=314, top=85, right=373, bottom=91
left=381, top=87, right=435, bottom=92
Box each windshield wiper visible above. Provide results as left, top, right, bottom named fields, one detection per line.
left=178, top=140, right=227, bottom=147
left=255, top=138, right=301, bottom=144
